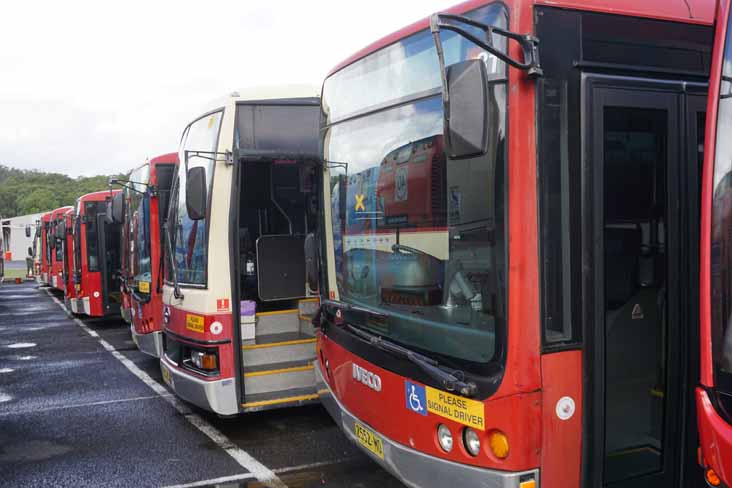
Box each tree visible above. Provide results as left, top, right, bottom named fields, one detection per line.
left=0, top=164, right=128, bottom=217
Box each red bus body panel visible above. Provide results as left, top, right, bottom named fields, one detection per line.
left=700, top=0, right=732, bottom=483
left=320, top=1, right=715, bottom=487
left=129, top=153, right=178, bottom=356
left=75, top=190, right=120, bottom=317
left=63, top=208, right=76, bottom=302
left=39, top=212, right=52, bottom=285
left=49, top=206, right=73, bottom=291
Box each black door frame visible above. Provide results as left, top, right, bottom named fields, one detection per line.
left=97, top=214, right=111, bottom=314
left=581, top=74, right=704, bottom=488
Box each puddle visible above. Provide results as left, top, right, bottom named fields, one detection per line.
left=0, top=440, right=74, bottom=463
left=0, top=368, right=14, bottom=373
left=17, top=355, right=37, bottom=360
left=0, top=393, right=13, bottom=403
left=6, top=343, right=37, bottom=349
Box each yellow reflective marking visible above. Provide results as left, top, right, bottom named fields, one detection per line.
left=243, top=364, right=313, bottom=377
left=241, top=338, right=316, bottom=350
left=241, top=393, right=319, bottom=408
left=255, top=309, right=298, bottom=317
left=425, top=386, right=485, bottom=431
left=354, top=193, right=366, bottom=211
left=138, top=281, right=150, bottom=293
left=185, top=314, right=205, bottom=333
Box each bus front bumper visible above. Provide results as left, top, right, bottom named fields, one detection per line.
left=160, top=357, right=238, bottom=416
left=130, top=327, right=162, bottom=358
left=315, top=363, right=540, bottom=488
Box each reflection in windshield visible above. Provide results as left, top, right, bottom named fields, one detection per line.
left=323, top=2, right=507, bottom=369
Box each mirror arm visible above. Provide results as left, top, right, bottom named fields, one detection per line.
left=430, top=13, right=543, bottom=78
left=109, top=179, right=148, bottom=195
left=184, top=150, right=233, bottom=166
left=163, top=222, right=184, bottom=300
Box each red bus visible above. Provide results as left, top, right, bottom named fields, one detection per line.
left=38, top=211, right=52, bottom=286
left=69, top=190, right=122, bottom=317
left=61, top=208, right=76, bottom=309
left=112, top=153, right=178, bottom=357
left=49, top=206, right=73, bottom=291
left=699, top=0, right=732, bottom=486
left=314, top=1, right=715, bottom=487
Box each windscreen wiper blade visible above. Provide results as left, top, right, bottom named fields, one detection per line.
left=163, top=222, right=183, bottom=299
left=344, top=322, right=478, bottom=397
left=322, top=299, right=388, bottom=319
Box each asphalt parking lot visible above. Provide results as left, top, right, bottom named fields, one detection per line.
left=0, top=281, right=404, bottom=488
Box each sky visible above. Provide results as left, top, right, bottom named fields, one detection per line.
left=0, top=0, right=457, bottom=177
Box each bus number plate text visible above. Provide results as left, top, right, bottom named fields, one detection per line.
left=354, top=422, right=384, bottom=459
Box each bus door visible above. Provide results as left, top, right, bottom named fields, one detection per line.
left=582, top=75, right=705, bottom=488
left=96, top=213, right=122, bottom=315
left=699, top=1, right=732, bottom=486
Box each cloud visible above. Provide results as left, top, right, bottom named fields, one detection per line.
left=0, top=0, right=457, bottom=177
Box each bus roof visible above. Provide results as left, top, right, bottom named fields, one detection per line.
left=149, top=152, right=178, bottom=167
left=196, top=85, right=320, bottom=117
left=77, top=189, right=119, bottom=203
left=51, top=206, right=74, bottom=218
left=327, top=0, right=715, bottom=77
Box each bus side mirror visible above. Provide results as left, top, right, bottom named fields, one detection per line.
left=186, top=166, right=207, bottom=221
left=56, top=222, right=66, bottom=239
left=304, top=232, right=319, bottom=293
left=445, top=59, right=489, bottom=159
left=28, top=246, right=33, bottom=257
left=109, top=192, right=125, bottom=224
left=25, top=225, right=31, bottom=238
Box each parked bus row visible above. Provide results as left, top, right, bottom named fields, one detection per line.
left=23, top=0, right=732, bottom=486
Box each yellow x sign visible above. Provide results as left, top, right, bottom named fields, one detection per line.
left=355, top=193, right=366, bottom=211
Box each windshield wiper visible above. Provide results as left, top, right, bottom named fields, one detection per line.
left=344, top=321, right=478, bottom=398
left=322, top=299, right=387, bottom=319
left=163, top=222, right=183, bottom=299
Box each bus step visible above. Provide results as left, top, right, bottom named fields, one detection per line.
left=252, top=308, right=300, bottom=336
left=241, top=331, right=316, bottom=367
left=241, top=385, right=319, bottom=412
left=243, top=359, right=316, bottom=396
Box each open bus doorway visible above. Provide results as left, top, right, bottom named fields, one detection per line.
left=232, top=100, right=321, bottom=409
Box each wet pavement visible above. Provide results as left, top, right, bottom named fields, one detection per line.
left=0, top=281, right=404, bottom=488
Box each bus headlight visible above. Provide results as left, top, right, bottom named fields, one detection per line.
left=437, top=424, right=453, bottom=452
left=463, top=428, right=481, bottom=456
left=190, top=350, right=217, bottom=371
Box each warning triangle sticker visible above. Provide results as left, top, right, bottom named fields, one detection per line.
left=631, top=303, right=644, bottom=320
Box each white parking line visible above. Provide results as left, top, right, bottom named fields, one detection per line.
left=45, top=290, right=287, bottom=488
left=0, top=394, right=171, bottom=418
left=161, top=473, right=257, bottom=488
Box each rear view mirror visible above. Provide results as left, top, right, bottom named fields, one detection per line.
left=109, top=192, right=125, bottom=224
left=25, top=225, right=31, bottom=238
left=304, top=233, right=320, bottom=293
left=186, top=166, right=207, bottom=221
left=28, top=246, right=33, bottom=257
left=445, top=59, right=490, bottom=159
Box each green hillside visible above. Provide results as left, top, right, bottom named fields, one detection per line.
left=0, top=165, right=127, bottom=218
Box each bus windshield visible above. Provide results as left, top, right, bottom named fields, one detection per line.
left=129, top=165, right=152, bottom=295
left=321, top=3, right=507, bottom=371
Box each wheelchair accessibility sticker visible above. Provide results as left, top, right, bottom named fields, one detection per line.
left=404, top=380, right=486, bottom=430
left=405, top=381, right=427, bottom=416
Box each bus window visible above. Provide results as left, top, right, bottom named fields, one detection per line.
left=170, top=111, right=222, bottom=286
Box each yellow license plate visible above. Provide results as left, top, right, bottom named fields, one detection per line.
left=161, top=364, right=172, bottom=387
left=354, top=422, right=384, bottom=459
